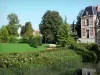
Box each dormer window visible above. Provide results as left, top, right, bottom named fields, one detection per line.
left=86, top=11, right=88, bottom=15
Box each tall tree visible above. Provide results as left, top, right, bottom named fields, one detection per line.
left=75, top=10, right=84, bottom=38
left=58, top=23, right=75, bottom=47
left=58, top=17, right=75, bottom=47
left=58, top=24, right=69, bottom=47
left=7, top=13, right=19, bottom=25
left=39, top=10, right=63, bottom=43
left=71, top=20, right=76, bottom=33
left=6, top=13, right=19, bottom=36
left=21, top=22, right=33, bottom=39
left=20, top=26, right=25, bottom=36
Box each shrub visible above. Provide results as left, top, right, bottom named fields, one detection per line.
left=28, top=36, right=33, bottom=46
left=85, top=43, right=99, bottom=63
left=69, top=43, right=97, bottom=63
left=37, top=36, right=42, bottom=46
left=0, top=26, right=9, bottom=42
left=87, top=43, right=99, bottom=51
left=8, top=36, right=17, bottom=43
left=28, top=35, right=42, bottom=48
left=0, top=49, right=81, bottom=75
left=32, top=37, right=38, bottom=48
left=19, top=38, right=28, bottom=43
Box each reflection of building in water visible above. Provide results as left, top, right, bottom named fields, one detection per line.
left=76, top=68, right=96, bottom=75
left=82, top=68, right=96, bottom=75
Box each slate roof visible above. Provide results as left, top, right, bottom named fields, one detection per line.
left=82, top=6, right=97, bottom=16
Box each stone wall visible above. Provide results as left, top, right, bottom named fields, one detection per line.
left=77, top=38, right=95, bottom=43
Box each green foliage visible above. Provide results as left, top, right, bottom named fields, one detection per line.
left=0, top=26, right=9, bottom=42
left=0, top=28, right=1, bottom=36
left=39, top=10, right=63, bottom=43
left=32, top=36, right=38, bottom=48
left=58, top=24, right=69, bottom=47
left=71, top=20, right=76, bottom=33
left=20, top=26, right=25, bottom=36
left=21, top=22, right=33, bottom=39
left=86, top=43, right=100, bottom=63
left=86, top=43, right=99, bottom=51
left=69, top=43, right=97, bottom=63
left=28, top=36, right=33, bottom=46
left=19, top=38, right=28, bottom=43
left=6, top=24, right=18, bottom=36
left=75, top=10, right=84, bottom=38
left=7, top=13, right=19, bottom=25
left=0, top=49, right=81, bottom=75
left=67, top=36, right=76, bottom=45
left=36, top=35, right=42, bottom=46
left=58, top=24, right=75, bottom=47
left=6, top=13, right=19, bottom=36
left=8, top=36, right=17, bottom=43
left=28, top=35, right=42, bottom=48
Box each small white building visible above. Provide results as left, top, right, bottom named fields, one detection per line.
left=33, top=30, right=42, bottom=37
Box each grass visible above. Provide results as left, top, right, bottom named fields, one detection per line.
left=0, top=43, right=48, bottom=53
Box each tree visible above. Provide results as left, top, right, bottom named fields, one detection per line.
left=21, top=22, right=33, bottom=39
left=75, top=10, right=84, bottom=38
left=71, top=20, right=76, bottom=33
left=20, top=26, right=25, bottom=36
left=35, top=34, right=42, bottom=46
left=0, top=26, right=9, bottom=41
left=70, top=20, right=78, bottom=41
left=39, top=10, right=63, bottom=44
left=58, top=18, right=75, bottom=47
left=58, top=25, right=69, bottom=47
left=6, top=13, right=19, bottom=36
left=28, top=35, right=39, bottom=48
left=0, top=28, right=1, bottom=37
left=7, top=13, right=19, bottom=25
left=6, top=24, right=18, bottom=36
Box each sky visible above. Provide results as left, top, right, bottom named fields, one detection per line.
left=0, top=0, right=100, bottom=30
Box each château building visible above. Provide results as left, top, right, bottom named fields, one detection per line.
left=79, top=5, right=100, bottom=44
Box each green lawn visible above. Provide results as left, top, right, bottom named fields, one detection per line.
left=0, top=43, right=48, bottom=53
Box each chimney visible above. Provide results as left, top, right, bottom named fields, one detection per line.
left=97, top=5, right=100, bottom=12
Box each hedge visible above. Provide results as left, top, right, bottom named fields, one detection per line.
left=69, top=43, right=98, bottom=63
left=28, top=35, right=42, bottom=48
left=0, top=49, right=81, bottom=75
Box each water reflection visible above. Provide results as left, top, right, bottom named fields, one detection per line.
left=76, top=62, right=98, bottom=75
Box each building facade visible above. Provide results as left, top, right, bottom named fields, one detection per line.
left=79, top=5, right=100, bottom=44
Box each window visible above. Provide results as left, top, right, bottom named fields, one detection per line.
left=82, top=19, right=85, bottom=26
left=82, top=28, right=85, bottom=36
left=90, top=27, right=93, bottom=36
left=86, top=19, right=89, bottom=26
left=89, top=18, right=93, bottom=25
left=86, top=30, right=89, bottom=38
